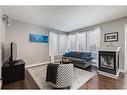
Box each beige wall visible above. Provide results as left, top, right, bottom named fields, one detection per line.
left=100, top=17, right=127, bottom=71
left=5, top=16, right=127, bottom=71
left=5, top=19, right=50, bottom=67
left=71, top=17, right=127, bottom=71
left=0, top=7, right=2, bottom=79
left=0, top=7, right=5, bottom=79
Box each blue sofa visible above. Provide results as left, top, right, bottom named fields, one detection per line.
left=63, top=51, right=93, bottom=69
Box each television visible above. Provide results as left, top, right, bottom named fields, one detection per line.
left=9, top=42, right=17, bottom=63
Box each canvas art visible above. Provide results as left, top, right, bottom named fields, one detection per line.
left=29, top=33, right=48, bottom=43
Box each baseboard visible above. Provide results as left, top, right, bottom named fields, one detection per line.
left=0, top=80, right=2, bottom=89
left=25, top=59, right=61, bottom=69
left=26, top=61, right=50, bottom=69
left=98, top=70, right=120, bottom=79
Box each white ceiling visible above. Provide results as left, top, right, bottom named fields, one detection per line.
left=2, top=6, right=127, bottom=32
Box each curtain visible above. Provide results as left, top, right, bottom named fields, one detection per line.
left=87, top=29, right=97, bottom=60
left=58, top=33, right=67, bottom=55
left=0, top=12, right=2, bottom=80
left=68, top=34, right=77, bottom=51
left=49, top=32, right=59, bottom=62
left=53, top=33, right=59, bottom=56
left=49, top=31, right=68, bottom=62
left=49, top=27, right=101, bottom=63
left=78, top=32, right=87, bottom=51
left=125, top=24, right=127, bottom=71
left=95, top=27, right=101, bottom=48
left=49, top=32, right=55, bottom=63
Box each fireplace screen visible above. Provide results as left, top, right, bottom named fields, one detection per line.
left=100, top=55, right=114, bottom=69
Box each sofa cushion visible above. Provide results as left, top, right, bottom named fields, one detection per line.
left=71, top=52, right=80, bottom=58
left=79, top=52, right=92, bottom=59
left=81, top=56, right=93, bottom=62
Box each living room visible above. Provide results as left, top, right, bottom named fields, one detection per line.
left=1, top=5, right=127, bottom=90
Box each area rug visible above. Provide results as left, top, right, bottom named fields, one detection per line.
left=27, top=64, right=96, bottom=89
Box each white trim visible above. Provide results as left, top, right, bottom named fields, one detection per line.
left=98, top=70, right=120, bottom=79
left=25, top=61, right=50, bottom=69
left=25, top=59, right=61, bottom=69
left=0, top=80, right=2, bottom=89
left=120, top=69, right=126, bottom=73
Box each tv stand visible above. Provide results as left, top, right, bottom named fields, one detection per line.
left=2, top=59, right=25, bottom=86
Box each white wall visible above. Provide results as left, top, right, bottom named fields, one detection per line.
left=0, top=6, right=2, bottom=80
left=71, top=17, right=127, bottom=71
left=100, top=17, right=127, bottom=71
left=5, top=19, right=50, bottom=67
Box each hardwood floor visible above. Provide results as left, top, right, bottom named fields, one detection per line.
left=2, top=70, right=39, bottom=89
left=80, top=66, right=127, bottom=89
left=2, top=66, right=127, bottom=89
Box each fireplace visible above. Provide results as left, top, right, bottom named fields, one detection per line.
left=99, top=51, right=119, bottom=75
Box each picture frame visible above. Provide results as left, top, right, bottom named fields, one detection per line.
left=29, top=33, right=48, bottom=43
left=105, top=32, right=118, bottom=42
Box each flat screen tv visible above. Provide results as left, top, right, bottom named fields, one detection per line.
left=9, top=42, right=17, bottom=62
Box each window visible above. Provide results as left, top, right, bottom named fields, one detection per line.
left=49, top=27, right=100, bottom=63
left=68, top=30, right=98, bottom=59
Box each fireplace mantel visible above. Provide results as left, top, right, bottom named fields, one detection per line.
left=97, top=47, right=121, bottom=52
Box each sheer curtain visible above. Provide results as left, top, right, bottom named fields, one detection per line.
left=95, top=27, right=101, bottom=48
left=49, top=32, right=59, bottom=62
left=49, top=27, right=101, bottom=63
left=59, top=33, right=67, bottom=55
left=125, top=24, right=127, bottom=71
left=49, top=32, right=55, bottom=63
left=53, top=33, right=59, bottom=56
left=49, top=31, right=67, bottom=62
left=78, top=32, right=87, bottom=51
left=68, top=34, right=77, bottom=51
left=87, top=29, right=97, bottom=60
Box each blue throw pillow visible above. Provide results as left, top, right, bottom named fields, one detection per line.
left=68, top=52, right=72, bottom=57
left=63, top=51, right=72, bottom=57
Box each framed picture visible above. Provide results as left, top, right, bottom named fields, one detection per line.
left=29, top=33, right=48, bottom=43
left=105, top=32, right=118, bottom=42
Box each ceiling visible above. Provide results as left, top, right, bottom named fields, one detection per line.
left=2, top=6, right=127, bottom=32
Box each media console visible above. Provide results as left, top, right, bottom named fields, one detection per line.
left=2, top=59, right=25, bottom=86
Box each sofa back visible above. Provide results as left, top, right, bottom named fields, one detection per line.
left=71, top=52, right=80, bottom=58
left=63, top=51, right=92, bottom=59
